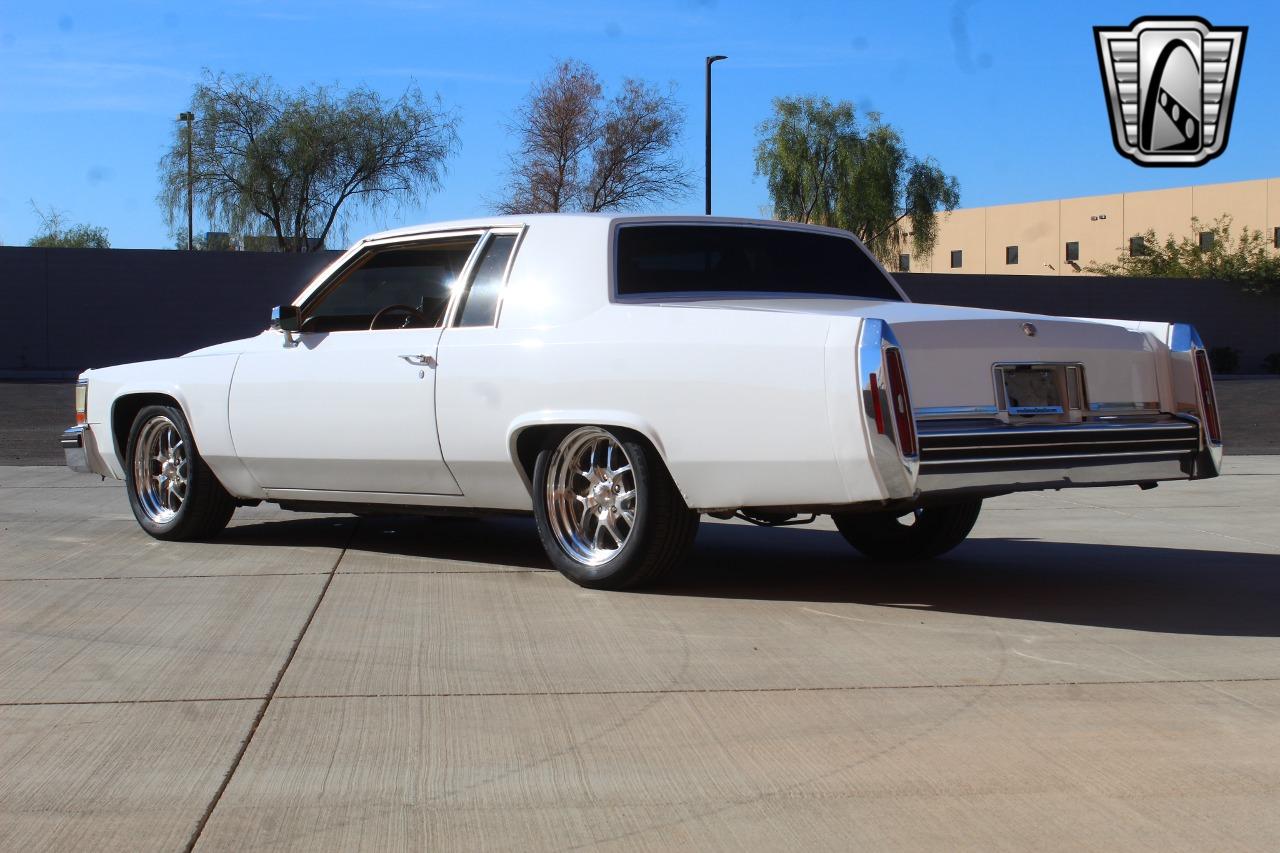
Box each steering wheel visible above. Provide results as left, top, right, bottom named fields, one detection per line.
left=369, top=304, right=430, bottom=330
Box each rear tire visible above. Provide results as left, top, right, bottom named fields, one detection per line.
left=124, top=404, right=236, bottom=541
left=832, top=499, right=982, bottom=561
left=532, top=426, right=699, bottom=589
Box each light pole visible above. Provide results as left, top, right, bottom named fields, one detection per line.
left=704, top=55, right=727, bottom=216
left=177, top=111, right=194, bottom=250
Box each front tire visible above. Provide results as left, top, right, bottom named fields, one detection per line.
left=532, top=426, right=699, bottom=589
left=124, top=404, right=236, bottom=541
left=832, top=499, right=982, bottom=561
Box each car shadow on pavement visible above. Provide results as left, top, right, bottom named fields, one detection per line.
left=218, top=513, right=552, bottom=571
left=215, top=513, right=1280, bottom=637
left=666, top=522, right=1280, bottom=638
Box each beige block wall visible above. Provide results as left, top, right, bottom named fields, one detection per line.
left=1059, top=194, right=1124, bottom=273
left=1192, top=181, right=1268, bottom=235
left=983, top=200, right=1058, bottom=275
left=1271, top=179, right=1280, bottom=248
left=917, top=208, right=986, bottom=273
left=905, top=178, right=1277, bottom=275
left=1121, top=186, right=1194, bottom=247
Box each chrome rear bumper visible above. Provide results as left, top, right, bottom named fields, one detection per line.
left=915, top=415, right=1217, bottom=497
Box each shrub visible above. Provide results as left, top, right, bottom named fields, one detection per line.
left=1208, top=346, right=1240, bottom=374
left=1262, top=353, right=1280, bottom=375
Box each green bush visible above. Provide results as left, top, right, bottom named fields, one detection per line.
left=1262, top=353, right=1280, bottom=375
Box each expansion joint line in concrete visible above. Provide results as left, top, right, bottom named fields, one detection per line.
left=180, top=521, right=357, bottom=853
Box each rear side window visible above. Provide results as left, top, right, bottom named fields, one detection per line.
left=456, top=233, right=518, bottom=327
left=615, top=225, right=902, bottom=301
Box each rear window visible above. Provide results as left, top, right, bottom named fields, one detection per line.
left=615, top=224, right=901, bottom=301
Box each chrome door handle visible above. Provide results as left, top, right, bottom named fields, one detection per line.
left=399, top=354, right=437, bottom=368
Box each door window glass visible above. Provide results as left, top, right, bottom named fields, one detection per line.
left=304, top=237, right=479, bottom=332
left=456, top=234, right=518, bottom=327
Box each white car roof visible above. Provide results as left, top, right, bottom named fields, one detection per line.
left=360, top=213, right=857, bottom=245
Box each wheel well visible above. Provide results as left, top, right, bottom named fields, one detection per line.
left=513, top=424, right=671, bottom=491
left=513, top=425, right=573, bottom=487
left=112, top=393, right=181, bottom=459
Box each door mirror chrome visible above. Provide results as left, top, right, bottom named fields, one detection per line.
left=271, top=305, right=301, bottom=332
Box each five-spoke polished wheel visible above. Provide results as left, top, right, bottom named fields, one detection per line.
left=124, top=404, right=236, bottom=540
left=533, top=426, right=699, bottom=589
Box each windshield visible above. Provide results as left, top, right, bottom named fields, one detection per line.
left=615, top=224, right=902, bottom=301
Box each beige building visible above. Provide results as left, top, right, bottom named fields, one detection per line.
left=900, top=177, right=1280, bottom=275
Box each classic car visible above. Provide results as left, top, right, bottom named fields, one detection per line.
left=62, top=214, right=1223, bottom=589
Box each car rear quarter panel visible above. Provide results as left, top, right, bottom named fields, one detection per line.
left=436, top=304, right=876, bottom=511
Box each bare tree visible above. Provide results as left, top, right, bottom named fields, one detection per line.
left=158, top=71, right=460, bottom=252
left=498, top=60, right=691, bottom=214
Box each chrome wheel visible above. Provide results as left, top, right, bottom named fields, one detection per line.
left=132, top=415, right=188, bottom=524
left=546, top=427, right=638, bottom=567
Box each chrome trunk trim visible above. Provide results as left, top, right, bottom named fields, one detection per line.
left=915, top=405, right=1000, bottom=417
left=858, top=318, right=918, bottom=500
left=915, top=414, right=1208, bottom=495
left=1167, top=322, right=1223, bottom=476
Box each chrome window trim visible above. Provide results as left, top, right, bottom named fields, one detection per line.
left=606, top=218, right=909, bottom=305
left=296, top=228, right=489, bottom=330
left=446, top=225, right=526, bottom=329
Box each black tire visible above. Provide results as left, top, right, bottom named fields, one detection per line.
left=124, top=404, right=236, bottom=541
left=832, top=499, right=982, bottom=561
left=532, top=427, right=699, bottom=590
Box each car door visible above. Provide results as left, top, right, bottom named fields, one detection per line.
left=228, top=232, right=485, bottom=495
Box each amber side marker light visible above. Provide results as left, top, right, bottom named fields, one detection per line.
left=1192, top=349, right=1222, bottom=444
left=74, top=381, right=87, bottom=426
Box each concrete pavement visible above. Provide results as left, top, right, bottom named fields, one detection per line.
left=2, top=460, right=1279, bottom=850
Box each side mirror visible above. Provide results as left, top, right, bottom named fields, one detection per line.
left=271, top=305, right=300, bottom=333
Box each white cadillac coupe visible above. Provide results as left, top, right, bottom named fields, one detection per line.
left=62, top=215, right=1223, bottom=589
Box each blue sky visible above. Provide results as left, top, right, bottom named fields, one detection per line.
left=0, top=0, right=1274, bottom=249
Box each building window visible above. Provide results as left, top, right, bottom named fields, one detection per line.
left=898, top=253, right=910, bottom=272
left=1005, top=245, right=1019, bottom=265
left=1065, top=241, right=1079, bottom=263
left=1199, top=231, right=1214, bottom=251
left=1129, top=236, right=1146, bottom=257
left=950, top=249, right=963, bottom=269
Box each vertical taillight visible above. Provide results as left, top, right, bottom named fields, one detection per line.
left=1192, top=349, right=1222, bottom=444
left=869, top=372, right=886, bottom=435
left=884, top=348, right=918, bottom=458
left=74, top=381, right=88, bottom=426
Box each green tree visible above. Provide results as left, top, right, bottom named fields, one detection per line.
left=754, top=96, right=959, bottom=262
left=27, top=204, right=110, bottom=248
left=1085, top=216, right=1280, bottom=296
left=158, top=71, right=460, bottom=252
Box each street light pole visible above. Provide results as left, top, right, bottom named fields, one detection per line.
left=704, top=55, right=727, bottom=216
left=177, top=111, right=194, bottom=250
